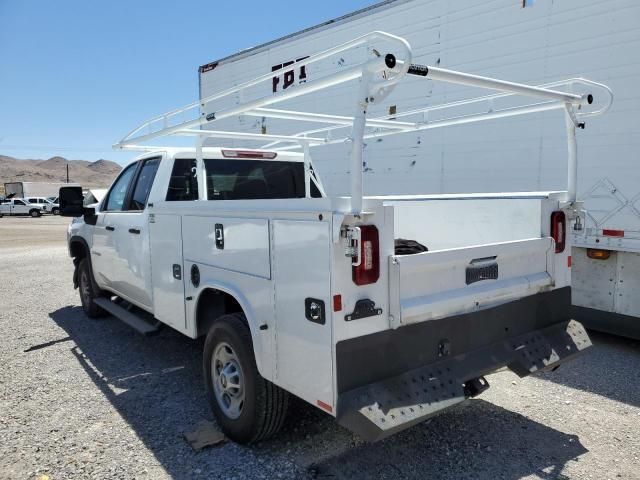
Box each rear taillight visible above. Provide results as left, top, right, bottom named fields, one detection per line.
left=352, top=225, right=380, bottom=286
left=551, top=211, right=566, bottom=253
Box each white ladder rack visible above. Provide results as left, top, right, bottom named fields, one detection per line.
left=115, top=31, right=613, bottom=214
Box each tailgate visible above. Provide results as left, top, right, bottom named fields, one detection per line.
left=388, top=237, right=555, bottom=328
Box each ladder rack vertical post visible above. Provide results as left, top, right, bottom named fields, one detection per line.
left=564, top=106, right=578, bottom=203
left=302, top=141, right=312, bottom=198
left=350, top=71, right=372, bottom=215
left=196, top=137, right=206, bottom=201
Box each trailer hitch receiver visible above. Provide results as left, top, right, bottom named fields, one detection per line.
left=463, top=376, right=490, bottom=398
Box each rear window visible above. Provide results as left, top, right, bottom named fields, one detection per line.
left=166, top=158, right=198, bottom=201
left=204, top=159, right=305, bottom=200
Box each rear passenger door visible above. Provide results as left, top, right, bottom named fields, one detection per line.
left=149, top=158, right=198, bottom=331
left=102, top=157, right=160, bottom=310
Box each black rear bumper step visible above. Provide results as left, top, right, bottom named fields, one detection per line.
left=337, top=319, right=590, bottom=442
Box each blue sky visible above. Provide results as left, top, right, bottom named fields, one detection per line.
left=0, top=0, right=375, bottom=163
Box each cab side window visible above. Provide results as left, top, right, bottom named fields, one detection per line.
left=104, top=162, right=138, bottom=211
left=14, top=199, right=25, bottom=206
left=130, top=158, right=160, bottom=210
left=166, top=158, right=198, bottom=201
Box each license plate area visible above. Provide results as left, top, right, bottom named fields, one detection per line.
left=466, top=257, right=499, bottom=285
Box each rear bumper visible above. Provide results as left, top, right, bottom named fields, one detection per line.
left=335, top=287, right=591, bottom=441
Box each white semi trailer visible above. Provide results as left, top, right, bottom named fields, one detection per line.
left=4, top=182, right=79, bottom=199
left=198, top=0, right=640, bottom=339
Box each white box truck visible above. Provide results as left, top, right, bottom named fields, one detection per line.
left=4, top=182, right=79, bottom=199
left=197, top=0, right=640, bottom=339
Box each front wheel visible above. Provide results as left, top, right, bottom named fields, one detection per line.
left=203, top=313, right=288, bottom=444
left=78, top=258, right=107, bottom=318
left=29, top=209, right=41, bottom=218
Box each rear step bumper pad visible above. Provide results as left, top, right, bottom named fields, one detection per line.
left=336, top=319, right=590, bottom=442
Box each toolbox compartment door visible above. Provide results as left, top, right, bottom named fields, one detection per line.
left=182, top=216, right=271, bottom=279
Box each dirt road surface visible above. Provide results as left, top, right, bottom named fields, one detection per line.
left=1, top=216, right=639, bottom=479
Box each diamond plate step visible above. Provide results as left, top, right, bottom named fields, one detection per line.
left=337, top=320, right=591, bottom=441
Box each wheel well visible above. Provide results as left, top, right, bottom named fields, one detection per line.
left=196, top=288, right=244, bottom=338
left=69, top=240, right=88, bottom=260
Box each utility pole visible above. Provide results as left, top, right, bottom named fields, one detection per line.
left=66, top=163, right=69, bottom=183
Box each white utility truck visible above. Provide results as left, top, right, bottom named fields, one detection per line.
left=197, top=0, right=639, bottom=339
left=0, top=198, right=44, bottom=217
left=60, top=32, right=607, bottom=443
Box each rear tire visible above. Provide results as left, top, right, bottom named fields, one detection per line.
left=29, top=209, right=41, bottom=218
left=52, top=208, right=60, bottom=215
left=78, top=258, right=107, bottom=318
left=203, top=313, right=288, bottom=444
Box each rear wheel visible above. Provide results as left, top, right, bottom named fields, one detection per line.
left=203, top=313, right=288, bottom=444
left=52, top=207, right=60, bottom=215
left=29, top=209, right=41, bottom=218
left=78, top=258, right=107, bottom=318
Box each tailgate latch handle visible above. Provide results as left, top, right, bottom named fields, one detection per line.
left=466, top=256, right=499, bottom=285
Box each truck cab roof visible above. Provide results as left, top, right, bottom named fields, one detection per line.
left=129, top=147, right=304, bottom=165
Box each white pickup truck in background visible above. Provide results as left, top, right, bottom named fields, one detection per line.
left=60, top=32, right=608, bottom=443
left=0, top=198, right=44, bottom=217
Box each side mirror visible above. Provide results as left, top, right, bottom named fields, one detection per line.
left=59, top=186, right=85, bottom=217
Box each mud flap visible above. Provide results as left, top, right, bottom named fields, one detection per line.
left=337, top=319, right=590, bottom=442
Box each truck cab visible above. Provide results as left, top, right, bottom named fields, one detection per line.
left=68, top=148, right=323, bottom=312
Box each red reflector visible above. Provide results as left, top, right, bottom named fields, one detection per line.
left=333, top=294, right=342, bottom=312
left=352, top=225, right=380, bottom=286
left=603, top=229, right=624, bottom=238
left=221, top=149, right=278, bottom=159
left=568, top=256, right=572, bottom=268
left=550, top=211, right=566, bottom=254
left=317, top=400, right=333, bottom=413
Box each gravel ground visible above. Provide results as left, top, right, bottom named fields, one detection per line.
left=0, top=215, right=639, bottom=479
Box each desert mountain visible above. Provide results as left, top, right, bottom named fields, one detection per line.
left=0, top=155, right=122, bottom=189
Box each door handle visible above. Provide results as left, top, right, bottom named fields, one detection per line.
left=105, top=226, right=115, bottom=231
left=215, top=223, right=224, bottom=250
left=129, top=228, right=141, bottom=235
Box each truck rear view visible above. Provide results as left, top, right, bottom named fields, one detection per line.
left=62, top=31, right=610, bottom=443
left=332, top=193, right=586, bottom=439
